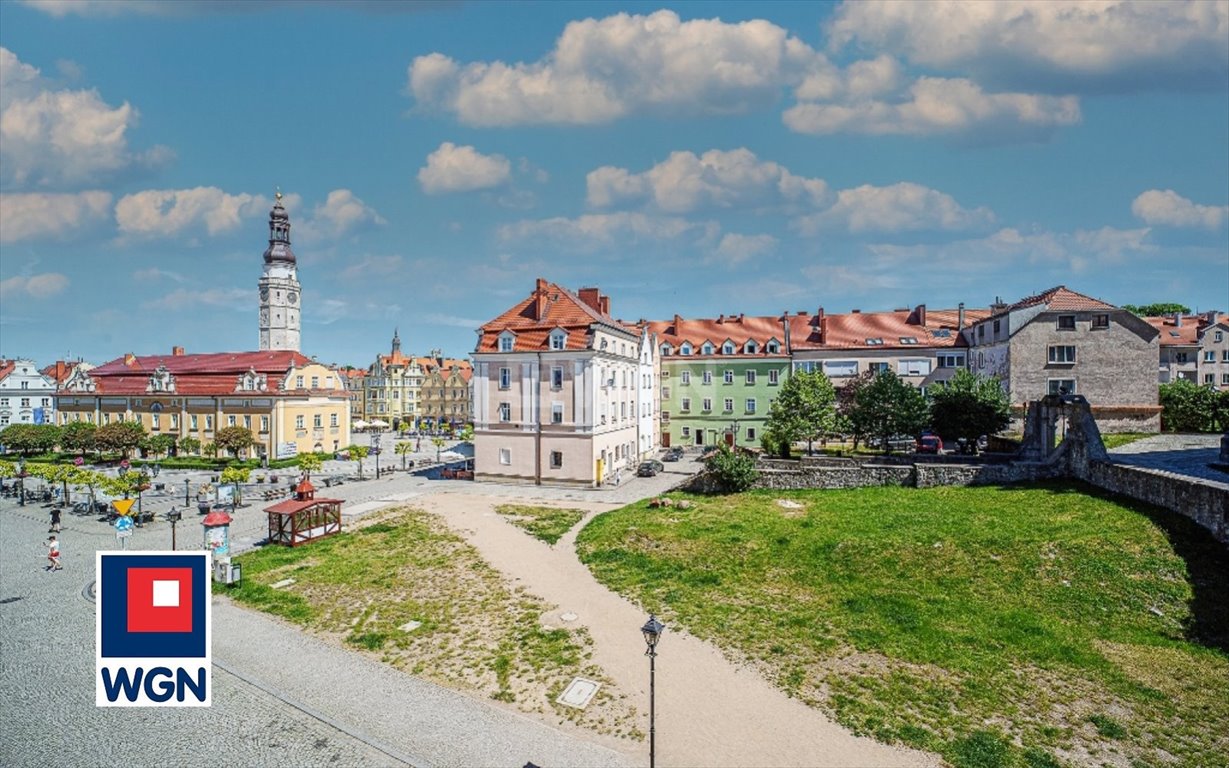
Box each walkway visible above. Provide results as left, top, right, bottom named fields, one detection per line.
left=1108, top=433, right=1229, bottom=486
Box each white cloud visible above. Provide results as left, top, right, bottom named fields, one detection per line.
left=0, top=47, right=170, bottom=187
left=0, top=190, right=111, bottom=243
left=498, top=212, right=716, bottom=251
left=141, top=287, right=250, bottom=312
left=827, top=0, right=1229, bottom=93
left=115, top=187, right=266, bottom=238
left=418, top=142, right=511, bottom=194
left=423, top=312, right=483, bottom=329
left=794, top=182, right=995, bottom=234
left=0, top=272, right=69, bottom=299
left=784, top=76, right=1080, bottom=139
left=309, top=189, right=386, bottom=236
left=1131, top=189, right=1228, bottom=229
left=866, top=226, right=1156, bottom=273
left=711, top=233, right=778, bottom=267
left=339, top=255, right=403, bottom=281
left=408, top=10, right=820, bottom=126
left=587, top=148, right=829, bottom=213
left=132, top=267, right=186, bottom=283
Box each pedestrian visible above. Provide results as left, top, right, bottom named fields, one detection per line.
left=49, top=507, right=61, bottom=533
left=45, top=536, right=62, bottom=571
left=615, top=467, right=622, bottom=486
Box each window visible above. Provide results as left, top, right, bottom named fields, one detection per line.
left=824, top=360, right=858, bottom=377
left=680, top=342, right=693, bottom=355
left=702, top=342, right=714, bottom=355
left=769, top=369, right=779, bottom=385
left=660, top=344, right=673, bottom=356
left=1057, top=315, right=1076, bottom=330
left=703, top=370, right=712, bottom=385
left=745, top=399, right=756, bottom=414
left=681, top=426, right=691, bottom=437
left=681, top=371, right=691, bottom=385
left=1223, top=350, right=1229, bottom=362
left=937, top=353, right=966, bottom=368
left=993, top=320, right=1001, bottom=334
left=551, top=403, right=563, bottom=424
left=170, top=414, right=178, bottom=429
left=19, top=397, right=30, bottom=407
left=499, top=448, right=511, bottom=465
left=265, top=416, right=273, bottom=432
left=295, top=415, right=305, bottom=429
left=499, top=367, right=511, bottom=389
left=870, top=362, right=890, bottom=374
left=190, top=415, right=198, bottom=430
left=722, top=342, right=735, bottom=355
left=151, top=413, right=160, bottom=430
left=1049, top=345, right=1077, bottom=364
left=1222, top=373, right=1229, bottom=385
left=865, top=338, right=884, bottom=346
left=745, top=341, right=758, bottom=354
left=550, top=330, right=566, bottom=350
left=1047, top=379, right=1076, bottom=395
left=1205, top=374, right=1215, bottom=384
left=724, top=370, right=734, bottom=384
left=296, top=376, right=304, bottom=388
left=310, top=376, right=319, bottom=388
left=900, top=337, right=918, bottom=345
left=978, top=325, right=985, bottom=339
left=499, top=335, right=514, bottom=352
left=228, top=415, right=237, bottom=427
left=552, top=366, right=563, bottom=389
left=40, top=398, right=49, bottom=407
left=702, top=398, right=712, bottom=411
left=1176, top=352, right=1189, bottom=364
left=498, top=403, right=511, bottom=422
left=662, top=385, right=671, bottom=399
left=745, top=370, right=756, bottom=384
left=1093, top=314, right=1110, bottom=329
left=681, top=398, right=691, bottom=412
left=661, top=410, right=670, bottom=422
left=313, top=414, right=321, bottom=428
left=1205, top=351, right=1216, bottom=363
left=550, top=451, right=563, bottom=469
left=723, top=398, right=734, bottom=412
left=746, top=428, right=756, bottom=440
left=1216, top=331, right=1224, bottom=343
left=898, top=360, right=931, bottom=376
left=205, top=415, right=213, bottom=430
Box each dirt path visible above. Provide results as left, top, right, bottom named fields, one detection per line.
left=417, top=492, right=940, bottom=768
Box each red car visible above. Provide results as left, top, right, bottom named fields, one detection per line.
left=918, top=435, right=944, bottom=454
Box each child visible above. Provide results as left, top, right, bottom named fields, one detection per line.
left=49, top=507, right=62, bottom=533
left=45, top=536, right=62, bottom=571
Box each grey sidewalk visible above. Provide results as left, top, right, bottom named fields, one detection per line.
left=1108, top=432, right=1229, bottom=486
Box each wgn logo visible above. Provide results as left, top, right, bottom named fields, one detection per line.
left=96, top=552, right=211, bottom=707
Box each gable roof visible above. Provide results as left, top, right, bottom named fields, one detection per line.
left=994, top=285, right=1116, bottom=318
left=788, top=307, right=988, bottom=351
left=646, top=314, right=789, bottom=357
left=476, top=278, right=628, bottom=353
left=1144, top=313, right=1228, bottom=346
left=72, top=350, right=342, bottom=396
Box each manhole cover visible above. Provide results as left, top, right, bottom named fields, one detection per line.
left=557, top=677, right=601, bottom=709
left=0, top=596, right=23, bottom=605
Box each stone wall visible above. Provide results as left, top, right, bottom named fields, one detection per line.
left=682, top=459, right=1049, bottom=492
left=1081, top=461, right=1229, bottom=544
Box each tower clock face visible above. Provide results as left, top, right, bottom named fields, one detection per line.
left=288, top=291, right=298, bottom=304
left=260, top=287, right=269, bottom=301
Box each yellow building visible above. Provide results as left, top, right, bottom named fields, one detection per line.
left=55, top=347, right=351, bottom=458
left=419, top=357, right=473, bottom=430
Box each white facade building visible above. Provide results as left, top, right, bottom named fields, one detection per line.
left=0, top=359, right=57, bottom=427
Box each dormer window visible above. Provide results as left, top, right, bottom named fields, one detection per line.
left=680, top=342, right=693, bottom=356
left=745, top=341, right=758, bottom=354
left=660, top=344, right=673, bottom=356
left=701, top=342, right=714, bottom=355
left=766, top=340, right=780, bottom=354
left=900, top=337, right=918, bottom=345
left=865, top=338, right=884, bottom=346
left=498, top=331, right=516, bottom=352
left=722, top=341, right=735, bottom=355
left=549, top=329, right=567, bottom=351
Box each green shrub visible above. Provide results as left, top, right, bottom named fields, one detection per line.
left=703, top=445, right=759, bottom=493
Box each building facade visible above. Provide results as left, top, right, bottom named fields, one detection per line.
left=473, top=280, right=653, bottom=486
left=419, top=357, right=474, bottom=430
left=965, top=286, right=1160, bottom=432
left=0, top=359, right=58, bottom=427
left=55, top=349, right=351, bottom=458
left=258, top=190, right=302, bottom=352
left=647, top=314, right=790, bottom=449
left=1146, top=312, right=1229, bottom=389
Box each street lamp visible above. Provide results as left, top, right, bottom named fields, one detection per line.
left=16, top=460, right=27, bottom=507
left=641, top=613, right=665, bottom=768
left=370, top=429, right=380, bottom=478
left=184, top=478, right=191, bottom=506
left=167, top=506, right=182, bottom=550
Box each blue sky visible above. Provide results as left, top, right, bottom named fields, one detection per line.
left=1, top=0, right=1226, bottom=368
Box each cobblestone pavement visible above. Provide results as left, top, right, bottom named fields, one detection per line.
left=0, top=450, right=664, bottom=767
left=1107, top=432, right=1229, bottom=486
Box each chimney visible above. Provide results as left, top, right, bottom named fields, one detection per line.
left=533, top=278, right=550, bottom=320
left=796, top=310, right=808, bottom=316
left=1205, top=310, right=1218, bottom=326
left=990, top=295, right=1007, bottom=313
left=911, top=304, right=926, bottom=326
left=123, top=353, right=136, bottom=366
left=578, top=287, right=601, bottom=312
left=717, top=314, right=725, bottom=323
left=1175, top=313, right=1183, bottom=327
left=172, top=346, right=185, bottom=356
left=599, top=295, right=610, bottom=315
left=958, top=302, right=966, bottom=330
left=851, top=309, right=861, bottom=314
left=738, top=313, right=744, bottom=323
left=820, top=314, right=828, bottom=342
left=673, top=314, right=682, bottom=333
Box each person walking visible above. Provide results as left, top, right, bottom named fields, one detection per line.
left=615, top=467, right=622, bottom=486
left=45, top=536, right=62, bottom=571
left=49, top=507, right=61, bottom=533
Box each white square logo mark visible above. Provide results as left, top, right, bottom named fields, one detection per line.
left=152, top=580, right=180, bottom=608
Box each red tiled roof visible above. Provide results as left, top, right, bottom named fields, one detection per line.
left=476, top=278, right=625, bottom=353
left=788, top=307, right=989, bottom=351
left=996, top=286, right=1116, bottom=317
left=646, top=314, right=788, bottom=356
left=0, top=360, right=15, bottom=381
left=1145, top=314, right=1227, bottom=346
left=73, top=350, right=345, bottom=396
left=264, top=497, right=342, bottom=515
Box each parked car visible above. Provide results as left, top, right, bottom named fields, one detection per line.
left=917, top=435, right=944, bottom=454
left=662, top=447, right=684, bottom=462
left=637, top=460, right=664, bottom=477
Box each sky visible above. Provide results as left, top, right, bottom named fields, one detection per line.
left=1, top=0, right=1226, bottom=369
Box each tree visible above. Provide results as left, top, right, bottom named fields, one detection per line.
left=39, top=463, right=79, bottom=505
left=1159, top=379, right=1217, bottom=432
left=835, top=370, right=877, bottom=448
left=847, top=371, right=929, bottom=453
left=929, top=370, right=1012, bottom=452
left=1214, top=389, right=1229, bottom=432
left=94, top=421, right=145, bottom=458
left=202, top=441, right=218, bottom=458
left=296, top=452, right=323, bottom=477
left=458, top=424, right=474, bottom=442
left=0, top=423, right=61, bottom=456
left=220, top=466, right=250, bottom=505
left=763, top=369, right=837, bottom=456
left=431, top=436, right=446, bottom=462
left=349, top=445, right=369, bottom=477
left=60, top=421, right=97, bottom=457
left=178, top=436, right=201, bottom=456
left=703, top=444, right=759, bottom=493
left=215, top=426, right=256, bottom=458
left=142, top=433, right=177, bottom=459
left=1122, top=302, right=1191, bottom=317
left=395, top=441, right=414, bottom=470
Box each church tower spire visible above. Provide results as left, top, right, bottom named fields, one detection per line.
left=258, top=188, right=302, bottom=351
left=391, top=327, right=401, bottom=356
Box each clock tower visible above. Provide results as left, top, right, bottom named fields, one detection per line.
left=258, top=189, right=301, bottom=352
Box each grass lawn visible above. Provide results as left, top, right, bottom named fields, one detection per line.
left=576, top=482, right=1229, bottom=768
left=1100, top=433, right=1154, bottom=450
left=496, top=504, right=586, bottom=545
left=227, top=507, right=640, bottom=738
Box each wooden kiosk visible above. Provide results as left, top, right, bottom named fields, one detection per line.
left=264, top=477, right=342, bottom=547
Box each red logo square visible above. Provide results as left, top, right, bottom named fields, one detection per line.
left=127, top=567, right=194, bottom=634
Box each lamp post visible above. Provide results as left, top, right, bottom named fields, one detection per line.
left=167, top=506, right=182, bottom=550
left=17, top=460, right=27, bottom=506
left=370, top=429, right=380, bottom=477
left=641, top=613, right=665, bottom=768
left=184, top=478, right=191, bottom=506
